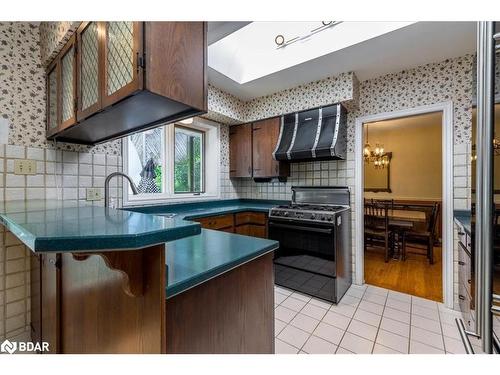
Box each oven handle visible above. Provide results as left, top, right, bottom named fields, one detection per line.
left=268, top=222, right=333, bottom=235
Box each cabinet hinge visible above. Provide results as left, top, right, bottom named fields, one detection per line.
left=137, top=53, right=145, bottom=71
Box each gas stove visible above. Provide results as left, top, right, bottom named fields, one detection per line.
left=268, top=186, right=352, bottom=303
left=269, top=203, right=348, bottom=224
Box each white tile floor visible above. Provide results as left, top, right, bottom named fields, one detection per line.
left=274, top=284, right=478, bottom=354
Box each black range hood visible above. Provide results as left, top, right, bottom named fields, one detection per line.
left=273, top=103, right=347, bottom=162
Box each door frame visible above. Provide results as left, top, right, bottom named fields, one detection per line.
left=354, top=101, right=454, bottom=308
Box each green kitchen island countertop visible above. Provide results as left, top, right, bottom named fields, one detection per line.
left=0, top=199, right=201, bottom=252
left=165, top=228, right=278, bottom=298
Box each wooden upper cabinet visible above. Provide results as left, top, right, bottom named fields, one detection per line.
left=46, top=63, right=59, bottom=136
left=48, top=21, right=207, bottom=145
left=46, top=35, right=77, bottom=137
left=229, top=123, right=253, bottom=178
left=102, top=21, right=143, bottom=108
left=145, top=22, right=207, bottom=111
left=252, top=117, right=289, bottom=179
left=76, top=22, right=102, bottom=121
left=229, top=117, right=289, bottom=180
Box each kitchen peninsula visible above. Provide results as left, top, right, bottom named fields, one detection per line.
left=0, top=199, right=278, bottom=354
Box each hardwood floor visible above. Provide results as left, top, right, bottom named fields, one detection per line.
left=364, top=245, right=443, bottom=302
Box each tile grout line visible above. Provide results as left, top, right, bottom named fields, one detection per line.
left=370, top=289, right=389, bottom=354
left=334, top=285, right=367, bottom=353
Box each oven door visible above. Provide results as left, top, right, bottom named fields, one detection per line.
left=268, top=219, right=336, bottom=301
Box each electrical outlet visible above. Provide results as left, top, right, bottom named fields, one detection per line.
left=86, top=188, right=102, bottom=201
left=14, top=159, right=37, bottom=175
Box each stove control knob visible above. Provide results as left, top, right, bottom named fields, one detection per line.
left=321, top=216, right=326, bottom=220
left=310, top=213, right=316, bottom=220
left=327, top=216, right=333, bottom=221
left=283, top=211, right=289, bottom=216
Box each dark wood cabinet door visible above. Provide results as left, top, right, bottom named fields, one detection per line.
left=46, top=62, right=59, bottom=137
left=41, top=253, right=60, bottom=354
left=229, top=123, right=253, bottom=178
left=252, top=117, right=288, bottom=178
left=76, top=22, right=102, bottom=121
left=145, top=22, right=207, bottom=111
left=101, top=21, right=143, bottom=107
left=59, top=35, right=77, bottom=131
left=30, top=254, right=41, bottom=348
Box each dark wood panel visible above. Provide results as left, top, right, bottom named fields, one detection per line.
left=235, top=212, right=267, bottom=226
left=234, top=224, right=267, bottom=238
left=252, top=117, right=289, bottom=179
left=166, top=252, right=275, bottom=353
left=195, top=214, right=235, bottom=230
left=60, top=246, right=166, bottom=354
left=41, top=253, right=60, bottom=353
left=145, top=22, right=207, bottom=111
left=229, top=123, right=253, bottom=178
left=30, top=254, right=41, bottom=349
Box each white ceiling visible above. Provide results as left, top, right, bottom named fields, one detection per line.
left=207, top=21, right=477, bottom=101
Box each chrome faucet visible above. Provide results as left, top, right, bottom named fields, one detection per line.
left=104, top=172, right=139, bottom=208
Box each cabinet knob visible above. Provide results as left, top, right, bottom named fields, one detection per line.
left=458, top=261, right=465, bottom=266
left=459, top=294, right=465, bottom=300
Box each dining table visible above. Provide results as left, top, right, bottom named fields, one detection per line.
left=387, top=209, right=427, bottom=223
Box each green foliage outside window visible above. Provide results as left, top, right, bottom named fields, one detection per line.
left=174, top=130, right=202, bottom=193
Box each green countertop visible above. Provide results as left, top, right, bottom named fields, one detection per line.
left=0, top=200, right=201, bottom=252
left=165, top=229, right=278, bottom=298
left=124, top=199, right=285, bottom=297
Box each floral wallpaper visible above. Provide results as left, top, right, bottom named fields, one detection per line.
left=353, top=55, right=474, bottom=147
left=244, top=72, right=359, bottom=121
left=39, top=21, right=80, bottom=67
left=204, top=84, right=246, bottom=125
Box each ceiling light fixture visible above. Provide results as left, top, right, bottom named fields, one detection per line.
left=274, top=21, right=342, bottom=49
left=364, top=124, right=389, bottom=169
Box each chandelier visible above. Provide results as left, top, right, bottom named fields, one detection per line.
left=470, top=136, right=500, bottom=161
left=364, top=124, right=390, bottom=169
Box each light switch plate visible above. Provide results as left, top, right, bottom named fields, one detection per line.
left=14, top=159, right=37, bottom=175
left=86, top=188, right=102, bottom=201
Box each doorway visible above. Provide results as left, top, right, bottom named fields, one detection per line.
left=354, top=102, right=454, bottom=308
left=363, top=112, right=443, bottom=301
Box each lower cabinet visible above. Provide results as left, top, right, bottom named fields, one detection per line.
left=194, top=211, right=268, bottom=238
left=456, top=221, right=474, bottom=331
left=30, top=254, right=41, bottom=348
left=30, top=253, right=60, bottom=354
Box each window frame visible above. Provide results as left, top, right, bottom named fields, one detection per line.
left=173, top=124, right=206, bottom=195
left=122, top=118, right=220, bottom=206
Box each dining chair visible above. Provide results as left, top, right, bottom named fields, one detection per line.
left=364, top=202, right=391, bottom=262
left=404, top=203, right=440, bottom=264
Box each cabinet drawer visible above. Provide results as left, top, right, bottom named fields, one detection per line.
left=196, top=214, right=234, bottom=230
left=235, top=212, right=267, bottom=226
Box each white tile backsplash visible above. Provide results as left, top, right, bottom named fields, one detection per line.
left=0, top=144, right=123, bottom=341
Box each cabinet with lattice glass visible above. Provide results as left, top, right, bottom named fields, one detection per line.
left=47, top=22, right=207, bottom=145
left=46, top=35, right=77, bottom=137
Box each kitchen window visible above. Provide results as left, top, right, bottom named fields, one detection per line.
left=123, top=119, right=220, bottom=205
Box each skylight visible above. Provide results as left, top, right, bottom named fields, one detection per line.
left=208, top=21, right=416, bottom=84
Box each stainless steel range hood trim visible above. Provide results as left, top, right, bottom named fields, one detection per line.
left=311, top=107, right=323, bottom=158
left=330, top=103, right=341, bottom=157
left=286, top=113, right=299, bottom=160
